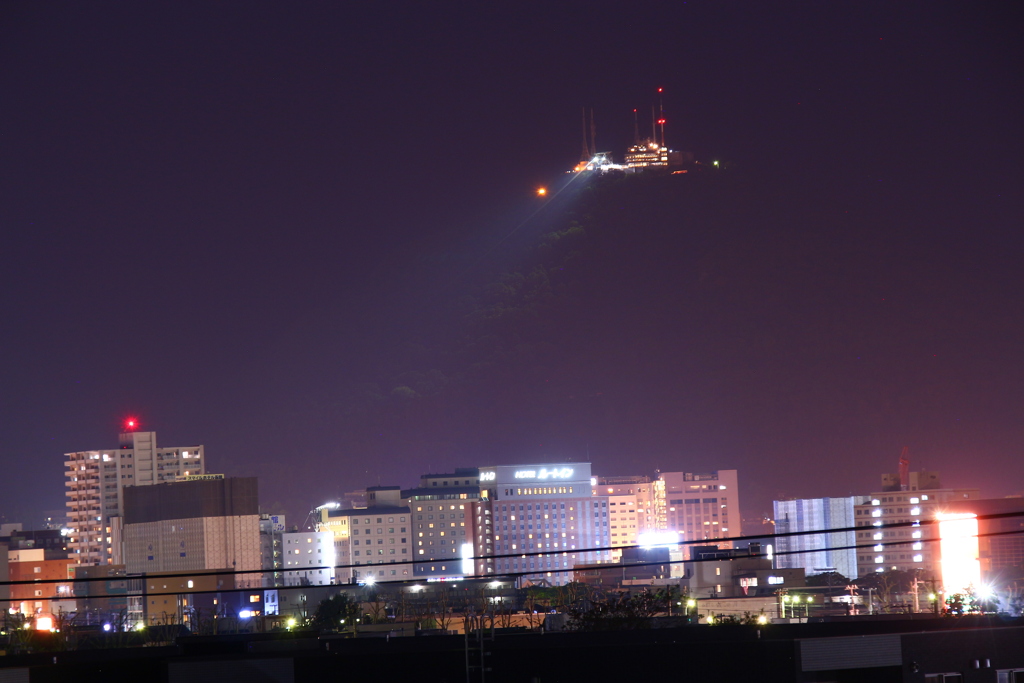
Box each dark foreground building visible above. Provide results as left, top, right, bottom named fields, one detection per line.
left=1, top=616, right=1023, bottom=682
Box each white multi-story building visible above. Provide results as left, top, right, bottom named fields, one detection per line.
left=774, top=496, right=871, bottom=580
left=475, top=463, right=611, bottom=586
left=65, top=429, right=205, bottom=565
left=853, top=473, right=979, bottom=579
left=320, top=489, right=413, bottom=584
left=283, top=531, right=335, bottom=586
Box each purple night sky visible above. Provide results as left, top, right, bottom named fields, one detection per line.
left=2, top=1, right=1022, bottom=529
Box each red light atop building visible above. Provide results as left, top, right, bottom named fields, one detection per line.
left=124, top=417, right=138, bottom=431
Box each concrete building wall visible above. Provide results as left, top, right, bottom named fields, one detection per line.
left=123, top=514, right=260, bottom=585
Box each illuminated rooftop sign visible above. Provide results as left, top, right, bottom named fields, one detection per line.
left=514, top=467, right=573, bottom=480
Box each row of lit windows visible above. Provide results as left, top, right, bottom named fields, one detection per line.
left=506, top=487, right=578, bottom=496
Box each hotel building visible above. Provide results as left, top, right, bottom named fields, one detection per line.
left=320, top=487, right=413, bottom=584
left=402, top=469, right=482, bottom=580
left=474, top=463, right=611, bottom=586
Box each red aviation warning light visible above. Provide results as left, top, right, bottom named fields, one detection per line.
left=124, top=417, right=139, bottom=432
left=658, top=87, right=663, bottom=93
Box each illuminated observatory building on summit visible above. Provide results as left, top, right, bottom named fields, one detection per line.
left=473, top=463, right=611, bottom=586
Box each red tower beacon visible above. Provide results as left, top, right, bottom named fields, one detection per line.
left=124, top=417, right=139, bottom=432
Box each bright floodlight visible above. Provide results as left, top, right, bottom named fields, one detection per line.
left=489, top=581, right=502, bottom=589
left=637, top=530, right=679, bottom=549
left=364, top=575, right=376, bottom=586
left=938, top=512, right=981, bottom=595
left=102, top=623, right=112, bottom=632
left=537, top=187, right=547, bottom=196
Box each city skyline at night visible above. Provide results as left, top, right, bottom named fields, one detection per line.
left=2, top=2, right=1022, bottom=544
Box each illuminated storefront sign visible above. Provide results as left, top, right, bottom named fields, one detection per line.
left=480, top=471, right=496, bottom=481
left=514, top=467, right=574, bottom=480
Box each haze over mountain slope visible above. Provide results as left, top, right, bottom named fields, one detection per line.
left=244, top=166, right=1022, bottom=527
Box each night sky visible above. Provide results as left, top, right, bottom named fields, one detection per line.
left=2, top=2, right=1022, bottom=529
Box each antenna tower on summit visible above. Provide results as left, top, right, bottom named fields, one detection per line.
left=898, top=446, right=910, bottom=491
left=657, top=87, right=666, bottom=147
left=580, top=108, right=591, bottom=161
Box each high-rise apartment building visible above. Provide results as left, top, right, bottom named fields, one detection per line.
left=65, top=429, right=205, bottom=565
left=774, top=496, right=870, bottom=580
left=259, top=513, right=286, bottom=587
